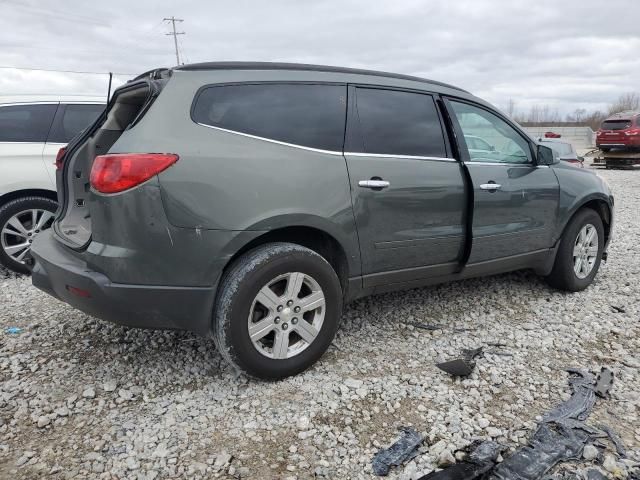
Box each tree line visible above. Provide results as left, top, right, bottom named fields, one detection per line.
left=506, top=93, right=640, bottom=131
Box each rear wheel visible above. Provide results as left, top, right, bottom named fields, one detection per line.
left=213, top=242, right=343, bottom=379
left=546, top=208, right=604, bottom=291
left=0, top=196, right=57, bottom=274
left=600, top=147, right=610, bottom=152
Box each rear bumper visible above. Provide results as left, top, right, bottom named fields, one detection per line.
left=31, top=231, right=216, bottom=336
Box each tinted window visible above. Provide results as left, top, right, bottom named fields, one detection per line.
left=0, top=104, right=57, bottom=142
left=48, top=104, right=104, bottom=143
left=451, top=101, right=531, bottom=164
left=354, top=88, right=446, bottom=157
left=192, top=84, right=346, bottom=151
left=601, top=120, right=631, bottom=130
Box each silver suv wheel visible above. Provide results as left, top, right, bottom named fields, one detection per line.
left=248, top=272, right=326, bottom=359
left=573, top=223, right=598, bottom=279
left=1, top=209, right=55, bottom=264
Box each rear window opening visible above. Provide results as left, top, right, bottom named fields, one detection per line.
left=601, top=120, right=631, bottom=130
left=55, top=83, right=160, bottom=249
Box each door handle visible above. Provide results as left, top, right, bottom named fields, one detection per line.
left=480, top=183, right=501, bottom=191
left=358, top=179, right=390, bottom=189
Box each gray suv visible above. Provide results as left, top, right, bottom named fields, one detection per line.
left=30, top=63, right=614, bottom=379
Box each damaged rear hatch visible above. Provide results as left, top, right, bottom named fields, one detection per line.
left=53, top=69, right=171, bottom=250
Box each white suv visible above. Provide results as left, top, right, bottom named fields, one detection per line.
left=0, top=95, right=105, bottom=273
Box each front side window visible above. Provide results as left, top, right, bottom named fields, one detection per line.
left=451, top=101, right=531, bottom=164
left=192, top=83, right=346, bottom=151
left=48, top=104, right=104, bottom=143
left=354, top=88, right=447, bottom=157
left=0, top=104, right=57, bottom=142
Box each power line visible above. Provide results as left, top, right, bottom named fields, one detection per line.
left=0, top=65, right=136, bottom=76
left=163, top=16, right=185, bottom=65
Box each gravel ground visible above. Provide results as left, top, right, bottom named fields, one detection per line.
left=0, top=168, right=638, bottom=480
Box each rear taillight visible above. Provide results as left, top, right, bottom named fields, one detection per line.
left=596, top=130, right=603, bottom=136
left=90, top=153, right=179, bottom=194
left=624, top=129, right=640, bottom=136
left=55, top=147, right=67, bottom=170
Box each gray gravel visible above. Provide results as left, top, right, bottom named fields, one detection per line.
left=1, top=168, right=639, bottom=479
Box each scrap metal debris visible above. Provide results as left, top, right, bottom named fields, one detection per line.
left=372, top=427, right=423, bottom=476
left=436, top=347, right=483, bottom=377
left=416, top=367, right=624, bottom=480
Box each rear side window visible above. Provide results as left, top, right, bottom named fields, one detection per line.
left=192, top=84, right=347, bottom=151
left=0, top=104, right=57, bottom=142
left=48, top=104, right=104, bottom=143
left=354, top=88, right=447, bottom=157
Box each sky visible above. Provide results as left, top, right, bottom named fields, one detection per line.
left=1, top=0, right=639, bottom=117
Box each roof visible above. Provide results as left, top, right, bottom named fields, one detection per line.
left=604, top=110, right=640, bottom=121
left=175, top=61, right=468, bottom=92
left=0, top=94, right=106, bottom=105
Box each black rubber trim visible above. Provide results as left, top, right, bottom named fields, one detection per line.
left=175, top=61, right=468, bottom=92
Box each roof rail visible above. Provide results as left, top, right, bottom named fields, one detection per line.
left=174, top=61, right=468, bottom=92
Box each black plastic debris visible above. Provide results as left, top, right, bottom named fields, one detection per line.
left=372, top=427, right=423, bottom=476
left=597, top=424, right=627, bottom=458
left=610, top=305, right=625, bottom=313
left=436, top=347, right=483, bottom=377
left=594, top=368, right=614, bottom=398
left=417, top=441, right=502, bottom=480
left=586, top=469, right=608, bottom=480
left=488, top=423, right=590, bottom=479
left=416, top=367, right=620, bottom=480
left=542, top=369, right=598, bottom=423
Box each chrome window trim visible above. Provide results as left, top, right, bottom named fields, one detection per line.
left=0, top=102, right=60, bottom=107
left=464, top=161, right=549, bottom=168
left=196, top=122, right=458, bottom=162
left=344, top=152, right=456, bottom=162
left=195, top=122, right=344, bottom=156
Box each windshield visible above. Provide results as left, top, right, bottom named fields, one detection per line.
left=602, top=120, right=631, bottom=130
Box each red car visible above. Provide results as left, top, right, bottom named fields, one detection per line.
left=596, top=111, right=640, bottom=151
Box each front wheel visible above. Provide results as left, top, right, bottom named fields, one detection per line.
left=0, top=196, right=57, bottom=274
left=546, top=208, right=604, bottom=291
left=213, top=242, right=343, bottom=379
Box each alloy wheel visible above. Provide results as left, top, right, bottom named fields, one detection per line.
left=573, top=223, right=598, bottom=279
left=248, top=272, right=326, bottom=359
left=1, top=209, right=55, bottom=264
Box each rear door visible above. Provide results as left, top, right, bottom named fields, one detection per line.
left=344, top=86, right=467, bottom=285
left=0, top=103, right=58, bottom=193
left=445, top=99, right=560, bottom=263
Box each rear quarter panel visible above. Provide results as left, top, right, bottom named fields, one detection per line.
left=107, top=70, right=361, bottom=276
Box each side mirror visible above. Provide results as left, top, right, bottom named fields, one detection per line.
left=537, top=144, right=555, bottom=165
left=489, top=145, right=496, bottom=152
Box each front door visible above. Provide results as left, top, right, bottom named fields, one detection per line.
left=445, top=99, right=560, bottom=263
left=344, top=87, right=467, bottom=285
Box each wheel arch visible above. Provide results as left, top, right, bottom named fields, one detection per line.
left=0, top=189, right=58, bottom=207
left=561, top=196, right=612, bottom=247
left=222, top=225, right=352, bottom=298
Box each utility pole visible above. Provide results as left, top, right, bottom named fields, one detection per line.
left=163, top=16, right=185, bottom=65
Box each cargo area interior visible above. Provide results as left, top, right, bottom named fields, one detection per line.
left=55, top=84, right=151, bottom=248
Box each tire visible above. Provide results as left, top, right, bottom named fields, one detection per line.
left=213, top=242, right=343, bottom=380
left=600, top=147, right=610, bottom=152
left=0, top=196, right=57, bottom=274
left=546, top=208, right=604, bottom=292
